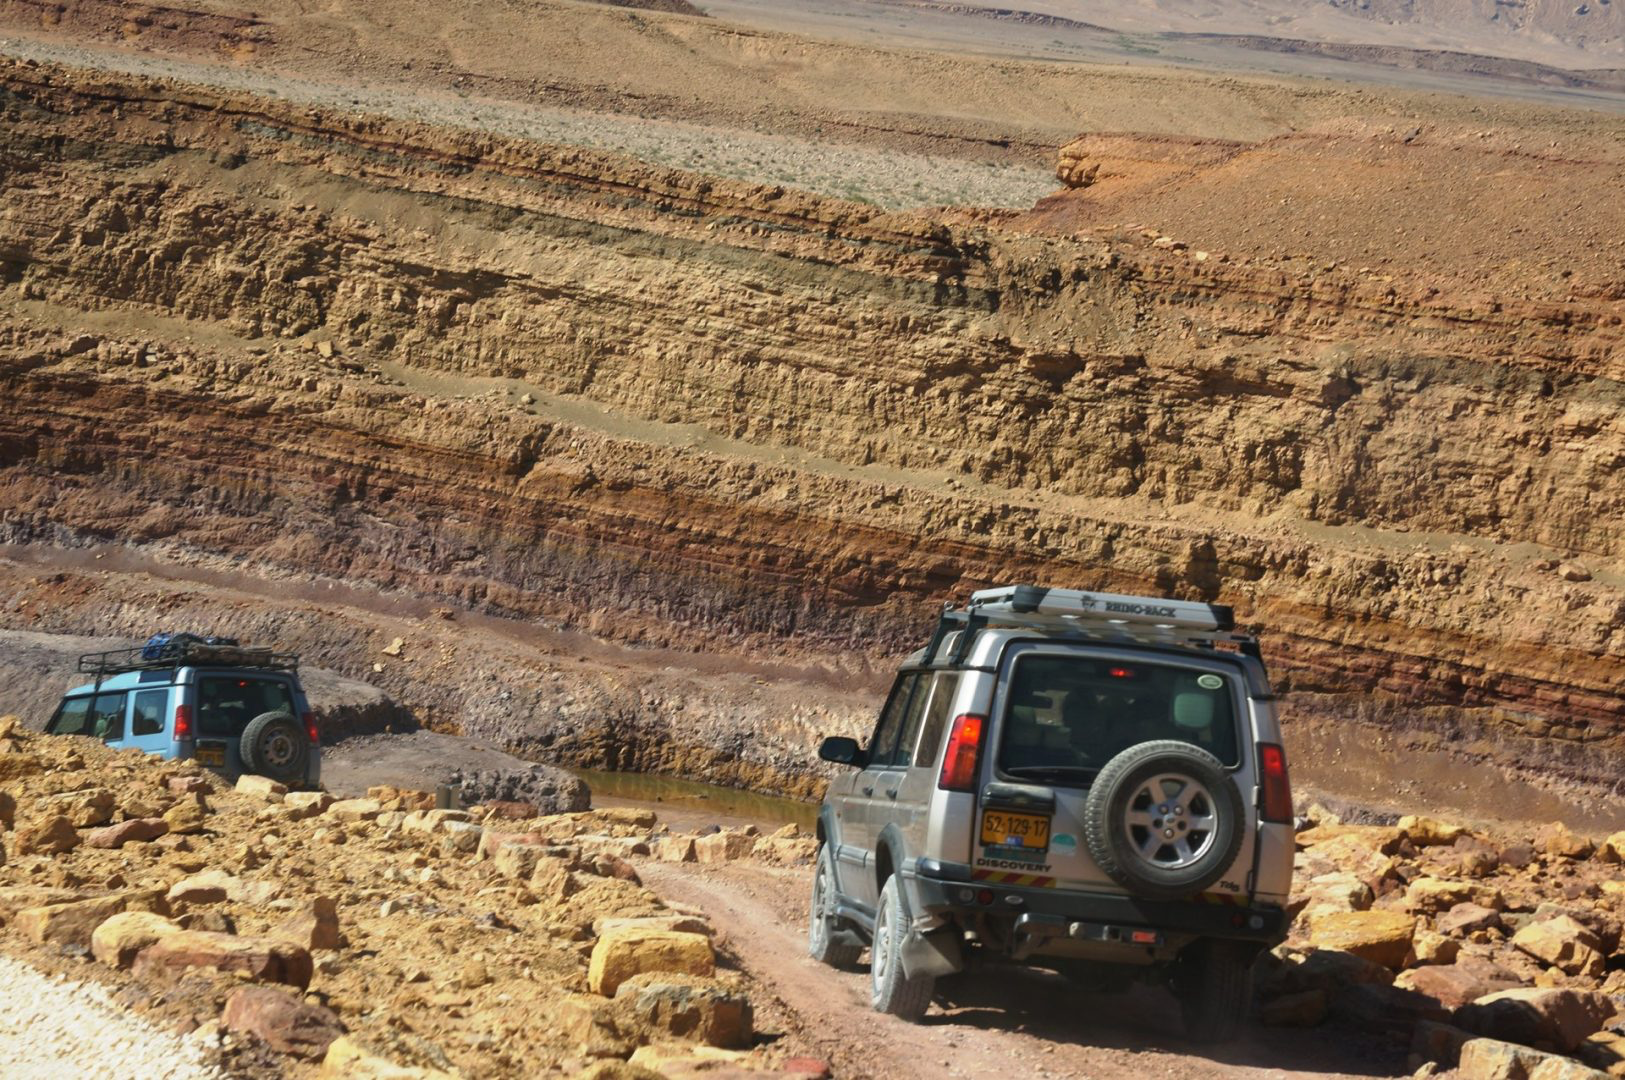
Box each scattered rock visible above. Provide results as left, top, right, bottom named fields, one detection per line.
left=1535, top=824, right=1595, bottom=861
left=1397, top=962, right=1522, bottom=1009
left=1401, top=816, right=1468, bottom=847
left=327, top=798, right=383, bottom=823
left=1307, top=910, right=1417, bottom=970
left=1457, top=988, right=1617, bottom=1052
left=589, top=928, right=716, bottom=997
left=43, top=788, right=116, bottom=827
left=1408, top=878, right=1503, bottom=915
left=15, top=890, right=168, bottom=947
left=446, top=765, right=590, bottom=816
left=320, top=1035, right=456, bottom=1079
left=694, top=832, right=756, bottom=865
left=1440, top=903, right=1505, bottom=937
left=1459, top=1036, right=1606, bottom=1080
left=613, top=972, right=753, bottom=1049
left=167, top=869, right=239, bottom=907
left=1511, top=917, right=1607, bottom=978
left=133, top=929, right=314, bottom=989
left=283, top=791, right=335, bottom=820
left=274, top=896, right=341, bottom=951
left=85, top=817, right=169, bottom=849
left=14, top=814, right=81, bottom=855
left=236, top=775, right=288, bottom=802
left=91, top=910, right=183, bottom=968
left=223, top=985, right=345, bottom=1060
left=163, top=800, right=209, bottom=835
left=1260, top=988, right=1328, bottom=1027
left=1598, top=832, right=1625, bottom=865
left=655, top=836, right=697, bottom=863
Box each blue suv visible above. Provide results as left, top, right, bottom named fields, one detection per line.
left=45, top=637, right=320, bottom=788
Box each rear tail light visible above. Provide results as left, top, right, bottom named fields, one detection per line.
left=303, top=711, right=319, bottom=746
left=1257, top=742, right=1292, bottom=823
left=938, top=714, right=986, bottom=792
left=172, top=704, right=194, bottom=742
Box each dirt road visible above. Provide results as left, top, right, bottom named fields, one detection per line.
left=639, top=861, right=1406, bottom=1080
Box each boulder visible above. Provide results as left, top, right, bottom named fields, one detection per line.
left=1259, top=946, right=1394, bottom=998
left=91, top=911, right=183, bottom=968
left=403, top=808, right=471, bottom=834
left=15, top=890, right=169, bottom=947
left=1459, top=1038, right=1586, bottom=1080
left=1295, top=824, right=1406, bottom=854
left=14, top=814, right=80, bottom=855
left=1259, top=989, right=1328, bottom=1027
left=627, top=1044, right=753, bottom=1076
left=283, top=792, right=335, bottom=819
left=319, top=1035, right=457, bottom=1079
left=1599, top=832, right=1625, bottom=865
left=1535, top=824, right=1595, bottom=861
left=1307, top=910, right=1416, bottom=970
left=1408, top=878, right=1504, bottom=915
left=274, top=897, right=341, bottom=951
left=167, top=869, right=239, bottom=907
left=1413, top=929, right=1462, bottom=966
left=694, top=832, right=756, bottom=865
left=438, top=820, right=483, bottom=854
left=0, top=886, right=84, bottom=923
left=1305, top=834, right=1400, bottom=890
left=598, top=915, right=714, bottom=939
left=132, top=930, right=313, bottom=989
left=1456, top=988, right=1617, bottom=1052
left=1397, top=962, right=1522, bottom=1010
left=326, top=798, right=383, bottom=823
left=483, top=800, right=538, bottom=821
left=1531, top=905, right=1621, bottom=954
left=235, top=775, right=288, bottom=801
left=656, top=837, right=697, bottom=864
left=85, top=818, right=169, bottom=849
left=1512, top=917, right=1607, bottom=978
left=1578, top=1030, right=1625, bottom=1077
left=1402, top=816, right=1468, bottom=847
left=223, top=986, right=345, bottom=1060
left=1441, top=903, right=1505, bottom=937
left=167, top=776, right=212, bottom=796
left=43, top=788, right=115, bottom=827
left=163, top=801, right=209, bottom=836
left=530, top=857, right=579, bottom=903
left=614, top=972, right=753, bottom=1049
left=588, top=928, right=716, bottom=997
left=1332, top=982, right=1450, bottom=1029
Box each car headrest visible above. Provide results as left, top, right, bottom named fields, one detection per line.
left=1172, top=691, right=1215, bottom=731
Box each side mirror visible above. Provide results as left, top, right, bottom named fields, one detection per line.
left=817, top=736, right=863, bottom=767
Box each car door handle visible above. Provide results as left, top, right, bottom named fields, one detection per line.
left=885, top=788, right=899, bottom=799
left=862, top=786, right=875, bottom=796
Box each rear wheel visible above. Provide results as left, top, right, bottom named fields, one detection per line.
left=239, top=711, right=310, bottom=784
left=870, top=876, right=935, bottom=1021
left=808, top=845, right=862, bottom=968
left=1174, top=939, right=1255, bottom=1044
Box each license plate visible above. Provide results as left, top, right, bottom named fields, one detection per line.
left=195, top=743, right=227, bottom=768
left=980, top=809, right=1050, bottom=850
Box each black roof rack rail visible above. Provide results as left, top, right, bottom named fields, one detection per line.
left=78, top=643, right=299, bottom=678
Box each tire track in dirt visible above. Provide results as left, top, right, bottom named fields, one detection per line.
left=639, top=860, right=1405, bottom=1080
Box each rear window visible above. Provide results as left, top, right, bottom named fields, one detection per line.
left=997, top=654, right=1240, bottom=780
left=196, top=676, right=296, bottom=737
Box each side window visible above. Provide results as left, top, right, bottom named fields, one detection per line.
left=913, top=672, right=963, bottom=768
left=47, top=697, right=93, bottom=736
left=889, top=675, right=934, bottom=768
left=91, top=692, right=128, bottom=742
left=131, top=689, right=168, bottom=737
left=866, top=673, right=920, bottom=768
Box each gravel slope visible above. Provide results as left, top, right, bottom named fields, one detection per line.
left=0, top=955, right=224, bottom=1080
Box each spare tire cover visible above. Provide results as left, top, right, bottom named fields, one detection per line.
left=1082, top=739, right=1245, bottom=902
left=239, top=710, right=310, bottom=783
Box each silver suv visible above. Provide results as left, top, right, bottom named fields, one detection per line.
left=808, top=585, right=1294, bottom=1042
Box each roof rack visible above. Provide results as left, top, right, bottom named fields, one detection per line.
left=923, top=584, right=1258, bottom=668
left=78, top=643, right=299, bottom=678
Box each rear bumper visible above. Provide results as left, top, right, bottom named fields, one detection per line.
left=908, top=858, right=1288, bottom=944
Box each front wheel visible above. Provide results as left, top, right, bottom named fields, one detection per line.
left=808, top=845, right=862, bottom=968
left=870, top=876, right=935, bottom=1021
left=1174, top=939, right=1255, bottom=1044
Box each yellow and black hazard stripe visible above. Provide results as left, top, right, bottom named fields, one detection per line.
left=971, top=868, right=1056, bottom=888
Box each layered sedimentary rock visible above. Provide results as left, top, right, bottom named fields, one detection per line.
left=0, top=58, right=1619, bottom=796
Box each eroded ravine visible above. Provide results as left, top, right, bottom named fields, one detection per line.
left=0, top=56, right=1621, bottom=811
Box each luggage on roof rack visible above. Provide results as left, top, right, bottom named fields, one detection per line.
left=923, top=584, right=1255, bottom=667
left=78, top=641, right=299, bottom=678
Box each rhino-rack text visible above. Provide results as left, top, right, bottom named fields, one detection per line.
left=1104, top=601, right=1179, bottom=619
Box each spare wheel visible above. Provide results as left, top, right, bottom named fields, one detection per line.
left=1082, top=740, right=1245, bottom=902
left=239, top=710, right=310, bottom=783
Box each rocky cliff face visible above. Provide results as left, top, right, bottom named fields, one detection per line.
left=0, top=58, right=1619, bottom=805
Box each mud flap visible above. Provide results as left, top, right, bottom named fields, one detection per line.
left=901, top=925, right=964, bottom=979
